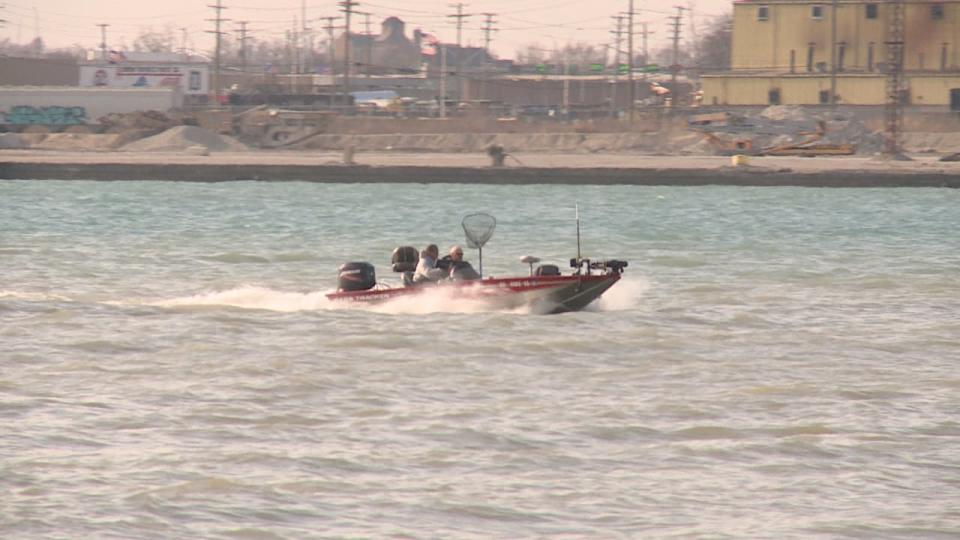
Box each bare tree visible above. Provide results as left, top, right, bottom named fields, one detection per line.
left=515, top=43, right=548, bottom=65
left=694, top=14, right=732, bottom=72
left=132, top=25, right=178, bottom=53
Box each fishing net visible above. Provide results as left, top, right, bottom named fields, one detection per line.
left=462, top=213, right=496, bottom=249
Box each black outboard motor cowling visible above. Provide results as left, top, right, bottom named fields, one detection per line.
left=338, top=262, right=376, bottom=291
left=391, top=246, right=419, bottom=273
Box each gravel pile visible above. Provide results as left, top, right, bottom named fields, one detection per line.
left=121, top=126, right=248, bottom=152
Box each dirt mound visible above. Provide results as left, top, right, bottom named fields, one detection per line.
left=121, top=125, right=248, bottom=152
left=32, top=133, right=125, bottom=151
left=758, top=105, right=815, bottom=122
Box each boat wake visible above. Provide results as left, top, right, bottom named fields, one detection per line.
left=148, top=276, right=649, bottom=315
left=3, top=275, right=649, bottom=316
left=593, top=276, right=650, bottom=311
left=150, top=286, right=335, bottom=312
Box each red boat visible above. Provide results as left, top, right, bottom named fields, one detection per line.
left=325, top=213, right=628, bottom=314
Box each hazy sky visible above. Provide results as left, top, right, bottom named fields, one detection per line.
left=4, top=0, right=731, bottom=59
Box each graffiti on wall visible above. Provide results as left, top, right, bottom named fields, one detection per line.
left=1, top=105, right=88, bottom=125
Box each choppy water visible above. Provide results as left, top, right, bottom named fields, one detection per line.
left=1, top=180, right=959, bottom=539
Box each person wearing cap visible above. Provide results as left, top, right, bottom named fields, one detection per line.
left=413, top=243, right=446, bottom=284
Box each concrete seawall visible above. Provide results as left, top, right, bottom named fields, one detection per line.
left=2, top=152, right=959, bottom=187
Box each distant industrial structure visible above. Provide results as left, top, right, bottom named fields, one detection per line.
left=702, top=0, right=960, bottom=108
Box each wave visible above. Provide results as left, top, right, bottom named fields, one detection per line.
left=199, top=253, right=272, bottom=264
left=0, top=290, right=73, bottom=302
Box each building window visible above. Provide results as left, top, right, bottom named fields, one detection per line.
left=865, top=3, right=878, bottom=19
left=790, top=49, right=796, bottom=73
left=819, top=90, right=830, bottom=104
left=868, top=42, right=875, bottom=71
left=768, top=88, right=781, bottom=105
left=811, top=5, right=824, bottom=19
left=807, top=44, right=815, bottom=72
left=932, top=4, right=944, bottom=20
left=757, top=5, right=769, bottom=21
left=838, top=42, right=846, bottom=71
left=189, top=71, right=201, bottom=91
left=942, top=43, right=949, bottom=71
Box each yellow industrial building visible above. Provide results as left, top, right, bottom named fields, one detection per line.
left=702, top=0, right=960, bottom=107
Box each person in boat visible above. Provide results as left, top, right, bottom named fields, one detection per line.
left=445, top=245, right=481, bottom=280
left=413, top=244, right=446, bottom=284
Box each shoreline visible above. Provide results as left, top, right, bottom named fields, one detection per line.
left=2, top=151, right=959, bottom=187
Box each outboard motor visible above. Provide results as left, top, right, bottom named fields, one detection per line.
left=391, top=246, right=419, bottom=272
left=391, top=246, right=419, bottom=286
left=337, top=262, right=376, bottom=291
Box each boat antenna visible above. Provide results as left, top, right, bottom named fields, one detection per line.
left=462, top=213, right=496, bottom=277
left=576, top=204, right=582, bottom=261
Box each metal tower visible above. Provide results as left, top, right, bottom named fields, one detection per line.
left=884, top=0, right=905, bottom=156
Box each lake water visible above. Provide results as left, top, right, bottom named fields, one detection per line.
left=1, top=180, right=958, bottom=539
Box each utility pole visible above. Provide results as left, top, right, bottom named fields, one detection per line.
left=321, top=16, right=340, bottom=78
left=440, top=43, right=447, bottom=117
left=206, top=0, right=229, bottom=107
left=301, top=0, right=310, bottom=73
left=830, top=0, right=838, bottom=108
left=640, top=22, right=653, bottom=82
left=357, top=10, right=372, bottom=79
left=96, top=23, right=109, bottom=60
left=669, top=6, right=686, bottom=104
left=236, top=21, right=249, bottom=73
left=480, top=12, right=497, bottom=79
left=626, top=1, right=635, bottom=122
left=610, top=15, right=625, bottom=118
left=447, top=3, right=471, bottom=103
left=481, top=12, right=497, bottom=53
left=884, top=0, right=905, bottom=157
left=291, top=18, right=300, bottom=74
left=447, top=3, right=470, bottom=47
left=340, top=0, right=358, bottom=112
